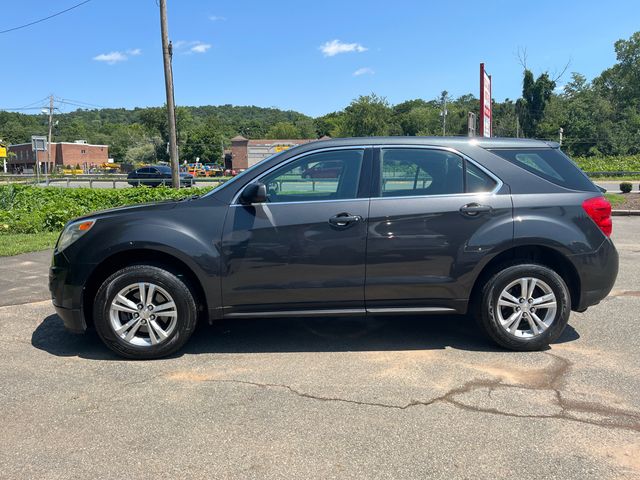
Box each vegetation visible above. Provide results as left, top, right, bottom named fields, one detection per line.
left=604, top=193, right=626, bottom=207
left=620, top=182, right=633, bottom=193
left=573, top=155, right=640, bottom=172
left=0, top=232, right=60, bottom=256
left=0, top=185, right=216, bottom=234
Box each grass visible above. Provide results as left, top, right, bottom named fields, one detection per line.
left=0, top=232, right=59, bottom=257
left=604, top=193, right=627, bottom=208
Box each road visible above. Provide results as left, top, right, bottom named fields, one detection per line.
left=594, top=180, right=640, bottom=193
left=0, top=219, right=639, bottom=479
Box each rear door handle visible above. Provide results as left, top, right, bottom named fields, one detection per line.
left=329, top=213, right=362, bottom=227
left=460, top=203, right=492, bottom=216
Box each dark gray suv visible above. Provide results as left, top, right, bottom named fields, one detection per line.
left=50, top=137, right=618, bottom=359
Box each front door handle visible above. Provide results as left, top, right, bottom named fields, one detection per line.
left=329, top=212, right=362, bottom=228
left=460, top=203, right=492, bottom=216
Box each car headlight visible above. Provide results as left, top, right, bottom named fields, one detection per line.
left=57, top=219, right=96, bottom=252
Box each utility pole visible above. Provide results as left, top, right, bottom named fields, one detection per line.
left=440, top=90, right=448, bottom=136
left=159, top=0, right=180, bottom=189
left=559, top=127, right=564, bottom=146
left=46, top=95, right=54, bottom=180
left=467, top=112, right=476, bottom=137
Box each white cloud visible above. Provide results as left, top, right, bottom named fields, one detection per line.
left=353, top=67, right=374, bottom=76
left=190, top=43, right=211, bottom=54
left=209, top=15, right=226, bottom=21
left=93, top=48, right=142, bottom=65
left=93, top=51, right=128, bottom=65
left=174, top=40, right=212, bottom=54
left=320, top=39, right=367, bottom=57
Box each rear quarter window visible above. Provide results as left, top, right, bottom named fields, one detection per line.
left=488, top=148, right=597, bottom=192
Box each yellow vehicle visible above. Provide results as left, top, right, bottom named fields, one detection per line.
left=187, top=163, right=207, bottom=177
left=99, top=162, right=120, bottom=173
left=62, top=167, right=84, bottom=175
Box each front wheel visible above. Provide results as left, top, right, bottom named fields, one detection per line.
left=93, top=265, right=198, bottom=359
left=477, top=263, right=571, bottom=351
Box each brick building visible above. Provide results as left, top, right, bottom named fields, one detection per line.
left=230, top=136, right=329, bottom=170
left=8, top=140, right=109, bottom=173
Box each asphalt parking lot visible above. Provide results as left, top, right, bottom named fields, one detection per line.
left=1, top=218, right=639, bottom=479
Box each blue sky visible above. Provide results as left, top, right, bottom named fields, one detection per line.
left=2, top=0, right=640, bottom=117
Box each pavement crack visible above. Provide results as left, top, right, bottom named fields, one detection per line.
left=164, top=351, right=640, bottom=432
left=195, top=378, right=414, bottom=409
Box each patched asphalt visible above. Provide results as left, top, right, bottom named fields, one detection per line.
left=0, top=218, right=639, bottom=479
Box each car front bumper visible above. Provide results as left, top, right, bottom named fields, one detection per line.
left=49, top=252, right=91, bottom=333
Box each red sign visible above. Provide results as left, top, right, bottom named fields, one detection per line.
left=480, top=63, right=492, bottom=137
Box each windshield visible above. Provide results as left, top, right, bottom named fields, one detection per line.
left=202, top=151, right=285, bottom=197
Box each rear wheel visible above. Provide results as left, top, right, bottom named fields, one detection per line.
left=93, top=265, right=198, bottom=359
left=477, top=263, right=570, bottom=351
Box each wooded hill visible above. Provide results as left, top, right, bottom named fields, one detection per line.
left=2, top=31, right=639, bottom=164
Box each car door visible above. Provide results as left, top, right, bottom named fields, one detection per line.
left=220, top=147, right=372, bottom=316
left=147, top=167, right=163, bottom=186
left=365, top=146, right=513, bottom=314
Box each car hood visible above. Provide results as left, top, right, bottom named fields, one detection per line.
left=73, top=199, right=180, bottom=223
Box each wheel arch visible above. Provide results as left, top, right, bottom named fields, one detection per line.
left=83, top=248, right=210, bottom=329
left=469, top=245, right=581, bottom=311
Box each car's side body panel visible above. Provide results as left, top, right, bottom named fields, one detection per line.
left=365, top=192, right=513, bottom=313
left=51, top=198, right=228, bottom=328
left=220, top=199, right=369, bottom=314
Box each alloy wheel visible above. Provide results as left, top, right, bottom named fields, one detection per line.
left=109, top=282, right=178, bottom=347
left=495, top=277, right=557, bottom=338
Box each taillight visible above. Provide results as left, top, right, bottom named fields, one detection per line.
left=582, top=196, right=612, bottom=237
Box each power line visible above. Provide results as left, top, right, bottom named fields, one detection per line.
left=0, top=106, right=48, bottom=112
left=55, top=97, right=106, bottom=109
left=0, top=0, right=92, bottom=35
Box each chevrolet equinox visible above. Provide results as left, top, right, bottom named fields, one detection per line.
left=49, top=137, right=619, bottom=359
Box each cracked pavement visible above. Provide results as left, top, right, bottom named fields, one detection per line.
left=1, top=218, right=639, bottom=479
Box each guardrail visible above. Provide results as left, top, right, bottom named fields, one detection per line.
left=0, top=174, right=230, bottom=188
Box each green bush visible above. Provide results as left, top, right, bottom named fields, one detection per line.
left=0, top=184, right=218, bottom=234
left=573, top=155, right=640, bottom=173
left=620, top=182, right=633, bottom=193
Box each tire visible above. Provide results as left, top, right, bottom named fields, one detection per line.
left=477, top=263, right=570, bottom=351
left=93, top=265, right=198, bottom=359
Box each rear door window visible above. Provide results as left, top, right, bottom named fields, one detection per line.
left=379, top=149, right=464, bottom=197
left=488, top=148, right=597, bottom=191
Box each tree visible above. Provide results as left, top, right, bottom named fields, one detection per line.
left=516, top=70, right=556, bottom=137
left=266, top=122, right=300, bottom=139
left=399, top=107, right=440, bottom=136
left=342, top=94, right=391, bottom=137
left=180, top=119, right=224, bottom=163
left=125, top=143, right=156, bottom=165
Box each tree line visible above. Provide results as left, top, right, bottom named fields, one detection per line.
left=1, top=31, right=639, bottom=163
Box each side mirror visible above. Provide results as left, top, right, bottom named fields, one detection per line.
left=240, top=182, right=267, bottom=204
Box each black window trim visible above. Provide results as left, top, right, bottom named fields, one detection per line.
left=371, top=145, right=503, bottom=200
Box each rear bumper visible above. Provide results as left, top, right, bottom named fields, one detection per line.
left=571, top=238, right=619, bottom=311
